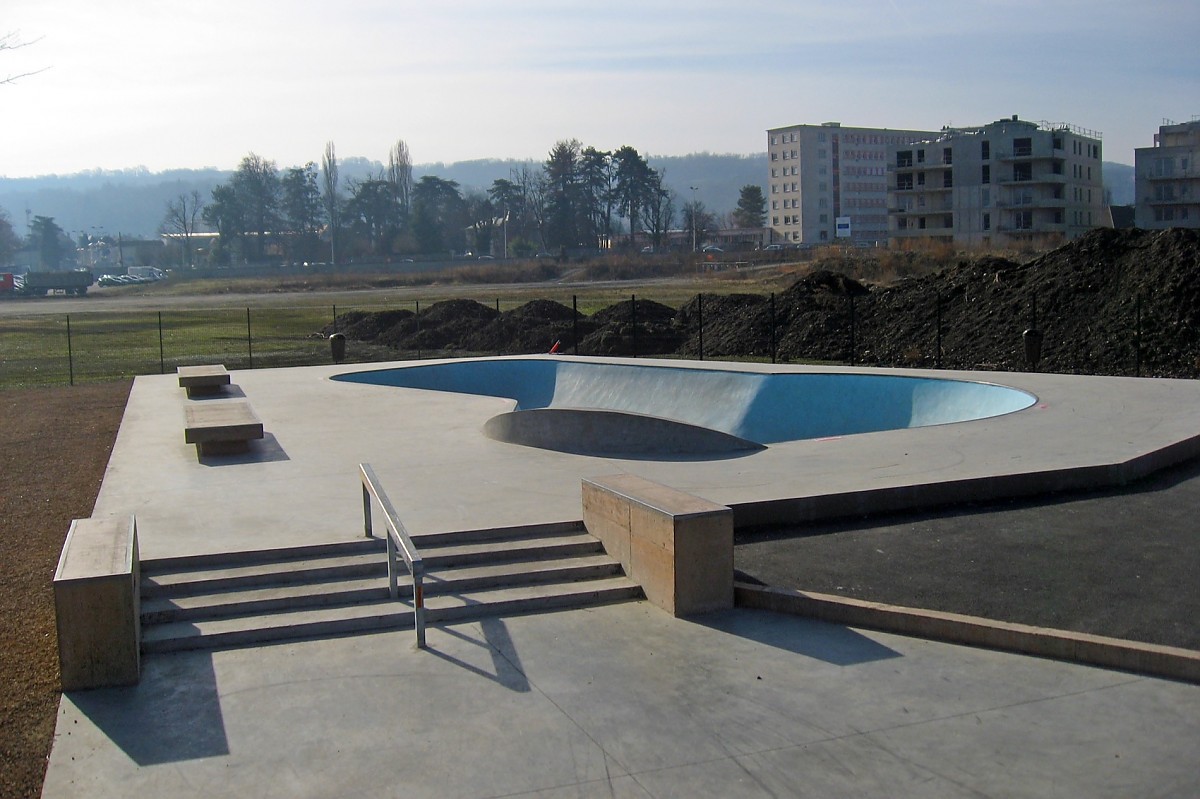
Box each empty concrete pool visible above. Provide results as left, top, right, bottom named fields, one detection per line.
left=335, top=359, right=1037, bottom=456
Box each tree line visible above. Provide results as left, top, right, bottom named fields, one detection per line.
left=160, top=139, right=767, bottom=267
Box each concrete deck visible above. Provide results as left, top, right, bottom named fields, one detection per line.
left=45, top=356, right=1200, bottom=797
left=92, top=356, right=1200, bottom=560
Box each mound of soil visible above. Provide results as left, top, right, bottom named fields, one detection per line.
left=326, top=228, right=1200, bottom=377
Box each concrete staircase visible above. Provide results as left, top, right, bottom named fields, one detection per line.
left=139, top=522, right=641, bottom=653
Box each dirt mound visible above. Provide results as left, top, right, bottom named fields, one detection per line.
left=327, top=228, right=1200, bottom=376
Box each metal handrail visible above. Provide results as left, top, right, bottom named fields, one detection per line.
left=359, top=463, right=426, bottom=648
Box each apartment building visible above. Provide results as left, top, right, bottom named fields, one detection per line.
left=887, top=116, right=1108, bottom=247
left=766, top=122, right=938, bottom=246
left=1134, top=119, right=1200, bottom=229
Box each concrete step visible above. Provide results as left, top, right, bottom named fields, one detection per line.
left=141, top=533, right=604, bottom=599
left=409, top=520, right=585, bottom=547
left=141, top=576, right=642, bottom=653
left=140, top=555, right=624, bottom=625
left=141, top=538, right=384, bottom=574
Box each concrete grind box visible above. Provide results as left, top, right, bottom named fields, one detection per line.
left=583, top=474, right=733, bottom=616
left=53, top=515, right=140, bottom=690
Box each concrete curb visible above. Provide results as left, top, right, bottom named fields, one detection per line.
left=734, top=582, right=1200, bottom=684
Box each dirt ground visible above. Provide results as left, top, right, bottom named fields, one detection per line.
left=331, top=228, right=1200, bottom=377
left=0, top=380, right=130, bottom=799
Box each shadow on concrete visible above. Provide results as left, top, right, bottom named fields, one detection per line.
left=69, top=649, right=229, bottom=766
left=187, top=385, right=247, bottom=400
left=692, top=608, right=902, bottom=668
left=197, top=432, right=289, bottom=466
left=430, top=618, right=531, bottom=693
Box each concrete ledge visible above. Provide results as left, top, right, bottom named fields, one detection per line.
left=735, top=583, right=1200, bottom=684
left=184, top=401, right=264, bottom=456
left=53, top=515, right=140, bottom=691
left=178, top=364, right=231, bottom=398
left=583, top=474, right=732, bottom=616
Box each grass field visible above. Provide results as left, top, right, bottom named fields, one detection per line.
left=0, top=274, right=791, bottom=390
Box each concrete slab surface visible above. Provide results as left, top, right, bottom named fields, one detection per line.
left=91, top=356, right=1200, bottom=560
left=46, top=356, right=1200, bottom=797
left=43, top=604, right=1200, bottom=798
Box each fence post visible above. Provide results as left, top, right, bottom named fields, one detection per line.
left=698, top=293, right=704, bottom=361
left=935, top=293, right=942, bottom=369
left=630, top=294, right=637, bottom=358
left=848, top=295, right=856, bottom=366
left=333, top=304, right=338, bottom=334
left=158, top=311, right=165, bottom=374
left=246, top=307, right=253, bottom=369
left=1135, top=294, right=1142, bottom=377
left=573, top=295, right=579, bottom=356
left=770, top=292, right=776, bottom=364
left=415, top=300, right=421, bottom=360
left=66, top=314, right=74, bottom=386
left=496, top=298, right=501, bottom=357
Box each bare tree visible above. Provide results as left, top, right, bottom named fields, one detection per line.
left=161, top=190, right=205, bottom=267
left=387, top=139, right=413, bottom=220
left=2, top=32, right=46, bottom=85
left=322, top=141, right=340, bottom=265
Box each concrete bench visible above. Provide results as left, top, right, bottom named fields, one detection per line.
left=178, top=364, right=231, bottom=397
left=184, top=400, right=264, bottom=456
left=53, top=515, right=140, bottom=690
left=582, top=474, right=733, bottom=616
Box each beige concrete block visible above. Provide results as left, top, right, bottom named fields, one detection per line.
left=582, top=474, right=734, bottom=618
left=582, top=480, right=632, bottom=567
left=53, top=516, right=140, bottom=691
left=177, top=364, right=231, bottom=397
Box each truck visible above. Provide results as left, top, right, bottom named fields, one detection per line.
left=1, top=270, right=94, bottom=297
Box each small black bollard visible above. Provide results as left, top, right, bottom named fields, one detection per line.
left=1023, top=328, right=1043, bottom=371
left=330, top=332, right=347, bottom=364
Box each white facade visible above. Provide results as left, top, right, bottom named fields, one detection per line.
left=887, top=117, right=1108, bottom=247
left=766, top=122, right=938, bottom=246
left=1134, top=120, right=1200, bottom=230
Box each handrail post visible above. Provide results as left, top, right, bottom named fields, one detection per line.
left=413, top=569, right=426, bottom=648
left=386, top=533, right=398, bottom=600
left=362, top=483, right=373, bottom=538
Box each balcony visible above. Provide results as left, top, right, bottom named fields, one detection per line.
left=999, top=173, right=1068, bottom=186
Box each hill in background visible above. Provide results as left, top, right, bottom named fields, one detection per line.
left=0, top=154, right=1134, bottom=240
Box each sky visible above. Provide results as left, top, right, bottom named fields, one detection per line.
left=1, top=0, right=1197, bottom=178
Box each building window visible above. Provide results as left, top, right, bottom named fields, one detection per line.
left=943, top=147, right=952, bottom=165
left=818, top=198, right=827, bottom=208
left=771, top=185, right=777, bottom=194
left=1013, top=163, right=1032, bottom=182
left=917, top=149, right=926, bottom=164
left=819, top=231, right=828, bottom=240
left=771, top=153, right=778, bottom=161
left=897, top=174, right=914, bottom=190
left=982, top=188, right=990, bottom=206
left=819, top=166, right=827, bottom=175
left=1015, top=210, right=1033, bottom=229
left=771, top=136, right=778, bottom=145
left=1052, top=135, right=1063, bottom=150
left=982, top=140, right=990, bottom=160
left=982, top=165, right=990, bottom=184
left=943, top=214, right=953, bottom=228
left=1053, top=210, right=1064, bottom=224
left=771, top=201, right=778, bottom=210
left=898, top=218, right=908, bottom=230
left=918, top=217, right=927, bottom=229
left=917, top=172, right=926, bottom=186
left=819, top=182, right=827, bottom=191
left=897, top=150, right=913, bottom=168
left=772, top=216, right=779, bottom=225
left=771, top=168, right=777, bottom=178
left=943, top=172, right=953, bottom=188
left=1013, top=137, right=1032, bottom=157
left=983, top=212, right=990, bottom=231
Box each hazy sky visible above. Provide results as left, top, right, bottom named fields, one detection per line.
left=2, top=1, right=1196, bottom=178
